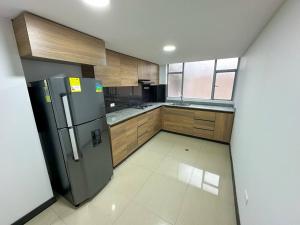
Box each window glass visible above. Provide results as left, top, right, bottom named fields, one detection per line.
left=168, top=63, right=183, bottom=73
left=216, top=58, right=238, bottom=70
left=183, top=60, right=215, bottom=99
left=168, top=73, right=182, bottom=97
left=214, top=72, right=235, bottom=100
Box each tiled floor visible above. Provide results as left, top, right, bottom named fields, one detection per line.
left=26, top=131, right=237, bottom=225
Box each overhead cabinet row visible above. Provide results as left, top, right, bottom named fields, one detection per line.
left=12, top=12, right=159, bottom=87
left=93, top=50, right=159, bottom=87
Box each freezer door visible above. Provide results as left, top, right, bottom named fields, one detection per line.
left=74, top=117, right=113, bottom=198
left=66, top=78, right=106, bottom=126
left=48, top=76, right=106, bottom=129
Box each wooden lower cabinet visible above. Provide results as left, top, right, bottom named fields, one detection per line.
left=162, top=106, right=234, bottom=143
left=137, top=108, right=161, bottom=146
left=110, top=117, right=138, bottom=166
left=110, top=107, right=233, bottom=166
left=109, top=108, right=161, bottom=167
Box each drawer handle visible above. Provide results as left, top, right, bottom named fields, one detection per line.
left=193, top=127, right=214, bottom=131
left=194, top=118, right=215, bottom=122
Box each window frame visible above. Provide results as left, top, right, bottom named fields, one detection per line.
left=167, top=58, right=239, bottom=101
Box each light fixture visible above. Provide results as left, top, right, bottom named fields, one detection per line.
left=83, top=0, right=110, bottom=7
left=163, top=45, right=176, bottom=52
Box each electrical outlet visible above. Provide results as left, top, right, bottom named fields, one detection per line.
left=110, top=103, right=115, bottom=108
left=244, top=189, right=249, bottom=206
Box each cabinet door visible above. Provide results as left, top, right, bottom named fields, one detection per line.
left=120, top=54, right=138, bottom=86
left=110, top=117, right=138, bottom=166
left=94, top=51, right=138, bottom=87
left=213, top=112, right=234, bottom=143
left=150, top=108, right=161, bottom=134
left=94, top=50, right=121, bottom=87
left=138, top=60, right=159, bottom=84
left=149, top=64, right=159, bottom=85
left=162, top=107, right=194, bottom=135
left=13, top=12, right=105, bottom=65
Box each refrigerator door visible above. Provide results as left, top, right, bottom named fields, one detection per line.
left=66, top=78, right=106, bottom=126
left=48, top=76, right=105, bottom=129
left=74, top=117, right=113, bottom=199
left=58, top=128, right=89, bottom=205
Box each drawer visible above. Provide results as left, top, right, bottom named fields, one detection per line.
left=138, top=122, right=149, bottom=137
left=138, top=132, right=151, bottom=146
left=194, top=120, right=215, bottom=131
left=137, top=113, right=150, bottom=126
left=193, top=128, right=214, bottom=139
left=194, top=111, right=216, bottom=121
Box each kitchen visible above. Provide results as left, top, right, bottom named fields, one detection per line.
left=0, top=1, right=299, bottom=225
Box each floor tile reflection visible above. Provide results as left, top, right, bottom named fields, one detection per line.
left=25, top=131, right=236, bottom=225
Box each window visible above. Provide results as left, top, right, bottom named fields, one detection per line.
left=214, top=72, right=235, bottom=100
left=183, top=60, right=215, bottom=99
left=167, top=63, right=183, bottom=97
left=168, top=73, right=182, bottom=97
left=167, top=58, right=239, bottom=101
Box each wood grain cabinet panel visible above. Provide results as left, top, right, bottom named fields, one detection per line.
left=13, top=12, right=106, bottom=65
left=162, top=107, right=194, bottom=135
left=213, top=112, right=234, bottom=143
left=194, top=111, right=216, bottom=121
left=94, top=50, right=121, bottom=86
left=193, top=128, right=214, bottom=139
left=137, top=108, right=161, bottom=146
left=110, top=117, right=138, bottom=166
left=138, top=60, right=159, bottom=84
left=120, top=54, right=138, bottom=86
left=194, top=119, right=215, bottom=130
left=94, top=50, right=138, bottom=87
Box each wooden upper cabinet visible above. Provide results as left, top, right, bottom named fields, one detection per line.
left=94, top=50, right=121, bottom=86
left=12, top=12, right=106, bottom=65
left=94, top=50, right=138, bottom=87
left=120, top=54, right=138, bottom=86
left=138, top=60, right=159, bottom=84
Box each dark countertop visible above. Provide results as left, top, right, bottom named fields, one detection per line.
left=106, top=102, right=235, bottom=126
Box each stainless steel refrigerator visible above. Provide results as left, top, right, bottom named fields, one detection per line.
left=28, top=76, right=113, bottom=206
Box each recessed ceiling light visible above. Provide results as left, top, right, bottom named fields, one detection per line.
left=163, top=45, right=176, bottom=52
left=83, top=0, right=110, bottom=7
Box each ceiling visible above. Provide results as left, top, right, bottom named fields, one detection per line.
left=0, top=0, right=285, bottom=64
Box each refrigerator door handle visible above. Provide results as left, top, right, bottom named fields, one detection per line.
left=69, top=128, right=80, bottom=161
left=62, top=95, right=73, bottom=127
left=62, top=95, right=79, bottom=161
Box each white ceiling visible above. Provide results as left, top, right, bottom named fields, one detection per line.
left=0, top=0, right=284, bottom=64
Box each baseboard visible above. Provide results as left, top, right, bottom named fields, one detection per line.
left=162, top=129, right=230, bottom=145
left=229, top=145, right=241, bottom=225
left=12, top=197, right=56, bottom=225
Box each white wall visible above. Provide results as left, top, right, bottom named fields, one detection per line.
left=0, top=18, right=53, bottom=224
left=231, top=1, right=300, bottom=225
